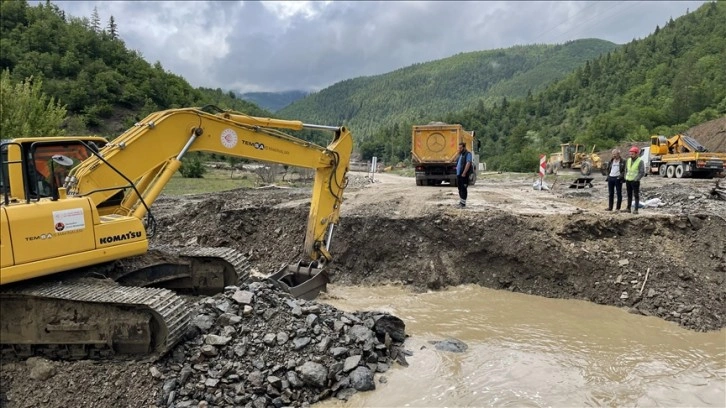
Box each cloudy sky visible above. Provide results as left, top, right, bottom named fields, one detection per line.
left=48, top=1, right=706, bottom=94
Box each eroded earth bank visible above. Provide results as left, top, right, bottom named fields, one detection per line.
left=155, top=173, right=725, bottom=332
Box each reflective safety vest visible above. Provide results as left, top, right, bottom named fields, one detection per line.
left=625, top=157, right=642, bottom=181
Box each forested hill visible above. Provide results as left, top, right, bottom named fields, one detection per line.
left=0, top=0, right=270, bottom=138
left=277, top=39, right=619, bottom=140
left=239, top=90, right=309, bottom=113
left=356, top=1, right=726, bottom=172
left=444, top=0, right=726, bottom=171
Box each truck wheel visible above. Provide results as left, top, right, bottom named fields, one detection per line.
left=416, top=179, right=423, bottom=186
left=675, top=165, right=685, bottom=179
left=666, top=166, right=675, bottom=178
left=659, top=164, right=667, bottom=177
left=580, top=162, right=592, bottom=176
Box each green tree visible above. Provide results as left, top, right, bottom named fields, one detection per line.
left=0, top=69, right=66, bottom=139
left=90, top=6, right=100, bottom=32
left=179, top=155, right=206, bottom=178
left=107, top=16, right=118, bottom=39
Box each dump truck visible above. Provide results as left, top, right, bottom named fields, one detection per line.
left=412, top=122, right=479, bottom=186
left=649, top=134, right=726, bottom=178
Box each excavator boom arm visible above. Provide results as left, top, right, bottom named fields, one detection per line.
left=66, top=107, right=352, bottom=263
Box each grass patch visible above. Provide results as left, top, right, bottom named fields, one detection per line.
left=163, top=167, right=315, bottom=196
left=163, top=170, right=255, bottom=196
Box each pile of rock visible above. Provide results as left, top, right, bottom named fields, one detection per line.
left=153, top=281, right=409, bottom=407
left=345, top=173, right=380, bottom=189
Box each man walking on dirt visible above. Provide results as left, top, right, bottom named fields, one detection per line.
left=625, top=146, right=645, bottom=214
left=456, top=142, right=473, bottom=208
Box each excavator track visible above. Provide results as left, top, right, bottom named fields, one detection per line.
left=0, top=246, right=251, bottom=361
left=0, top=279, right=191, bottom=360
left=111, top=245, right=251, bottom=295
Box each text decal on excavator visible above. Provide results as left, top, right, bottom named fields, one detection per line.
left=52, top=208, right=85, bottom=232
left=242, top=139, right=264, bottom=149
left=25, top=233, right=53, bottom=242
left=219, top=128, right=290, bottom=154
left=99, top=231, right=143, bottom=245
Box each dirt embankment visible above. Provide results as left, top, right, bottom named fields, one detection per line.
left=1, top=171, right=724, bottom=408
left=687, top=116, right=726, bottom=152
left=150, top=172, right=726, bottom=332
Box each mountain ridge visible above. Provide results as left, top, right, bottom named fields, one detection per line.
left=238, top=90, right=309, bottom=112
left=277, top=39, right=619, bottom=140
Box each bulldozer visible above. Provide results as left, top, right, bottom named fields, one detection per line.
left=546, top=143, right=604, bottom=176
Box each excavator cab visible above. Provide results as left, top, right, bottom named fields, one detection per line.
left=1, top=137, right=107, bottom=201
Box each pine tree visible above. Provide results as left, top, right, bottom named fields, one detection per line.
left=91, top=7, right=101, bottom=32
left=107, top=16, right=118, bottom=39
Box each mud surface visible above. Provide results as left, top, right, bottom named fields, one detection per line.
left=2, top=171, right=725, bottom=408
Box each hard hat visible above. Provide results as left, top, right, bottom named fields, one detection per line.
left=629, top=146, right=640, bottom=154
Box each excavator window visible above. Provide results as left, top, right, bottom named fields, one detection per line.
left=27, top=140, right=107, bottom=199
left=0, top=143, right=10, bottom=197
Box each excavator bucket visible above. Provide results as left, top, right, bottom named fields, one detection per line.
left=267, top=261, right=329, bottom=300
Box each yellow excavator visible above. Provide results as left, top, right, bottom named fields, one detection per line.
left=0, top=106, right=352, bottom=359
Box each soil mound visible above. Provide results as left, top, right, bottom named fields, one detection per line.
left=686, top=116, right=726, bottom=152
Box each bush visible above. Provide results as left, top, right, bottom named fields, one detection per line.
left=179, top=156, right=206, bottom=178
left=0, top=70, right=67, bottom=138
left=255, top=164, right=281, bottom=184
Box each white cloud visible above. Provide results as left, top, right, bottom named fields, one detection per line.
left=260, top=1, right=330, bottom=21
left=47, top=1, right=706, bottom=93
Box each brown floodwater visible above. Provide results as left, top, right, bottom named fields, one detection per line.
left=317, top=285, right=726, bottom=407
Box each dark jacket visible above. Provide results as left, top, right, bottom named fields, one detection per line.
left=607, top=157, right=626, bottom=180
left=457, top=150, right=472, bottom=177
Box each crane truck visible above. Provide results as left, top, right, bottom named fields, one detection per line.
left=0, top=106, right=352, bottom=359
left=649, top=133, right=726, bottom=178
left=412, top=122, right=479, bottom=186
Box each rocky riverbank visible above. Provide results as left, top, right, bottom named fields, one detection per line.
left=0, top=281, right=408, bottom=408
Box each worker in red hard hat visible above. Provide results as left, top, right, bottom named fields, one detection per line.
left=624, top=146, right=645, bottom=214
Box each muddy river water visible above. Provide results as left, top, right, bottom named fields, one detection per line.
left=317, top=285, right=725, bottom=407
